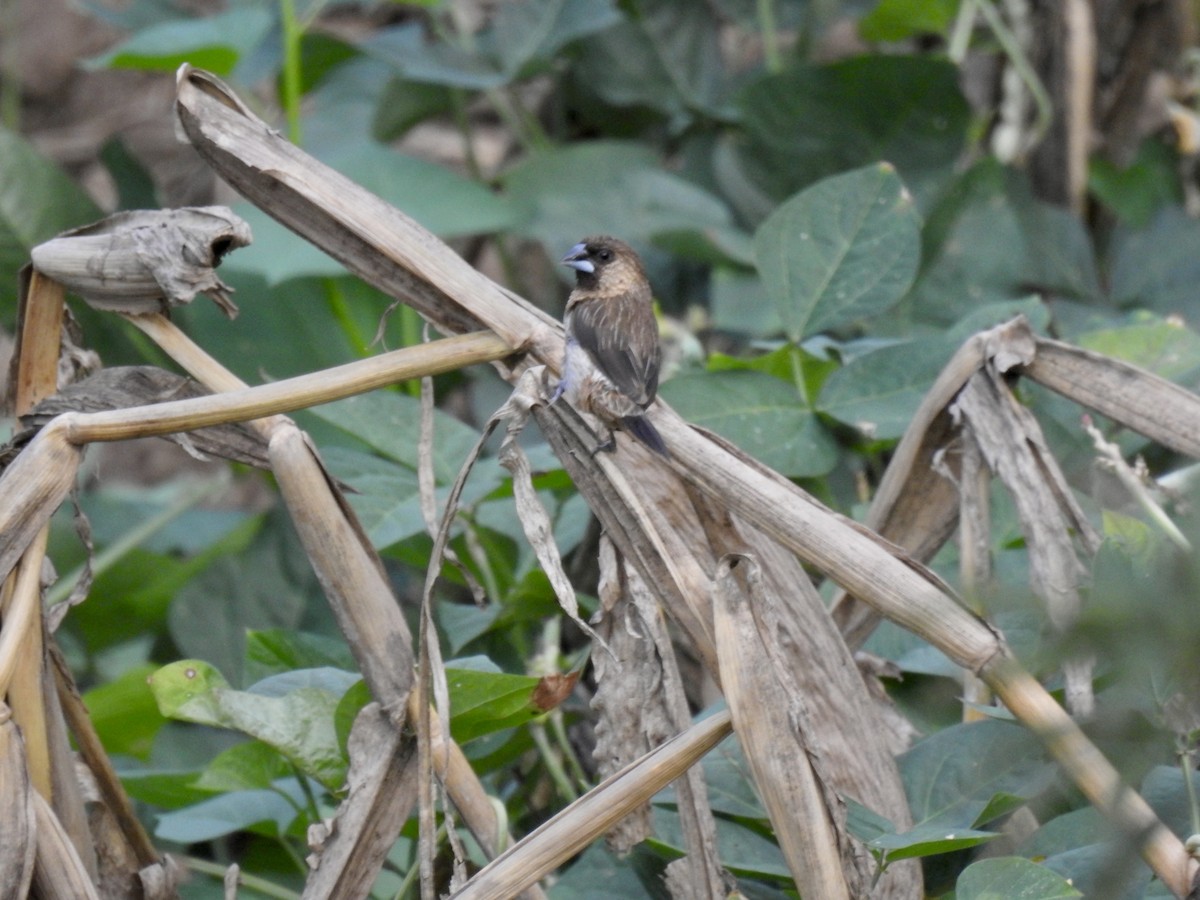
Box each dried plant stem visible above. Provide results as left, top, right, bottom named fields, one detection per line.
left=49, top=644, right=161, bottom=869
left=3, top=269, right=66, bottom=821
left=0, top=529, right=50, bottom=797
left=449, top=710, right=733, bottom=900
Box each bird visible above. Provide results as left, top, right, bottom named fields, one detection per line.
left=552, top=236, right=668, bottom=457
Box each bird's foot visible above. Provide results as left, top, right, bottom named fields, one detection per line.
left=589, top=432, right=617, bottom=456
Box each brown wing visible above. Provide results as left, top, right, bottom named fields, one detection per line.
left=569, top=287, right=660, bottom=408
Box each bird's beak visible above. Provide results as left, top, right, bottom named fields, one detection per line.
left=561, top=243, right=594, bottom=274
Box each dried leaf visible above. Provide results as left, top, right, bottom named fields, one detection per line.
left=22, top=366, right=270, bottom=470
left=30, top=207, right=251, bottom=318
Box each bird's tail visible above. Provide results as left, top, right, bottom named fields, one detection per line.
left=622, top=415, right=669, bottom=458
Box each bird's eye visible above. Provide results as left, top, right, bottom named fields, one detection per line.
left=596, top=248, right=613, bottom=262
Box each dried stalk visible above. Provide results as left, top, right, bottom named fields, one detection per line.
left=714, top=554, right=853, bottom=899
left=449, top=711, right=733, bottom=900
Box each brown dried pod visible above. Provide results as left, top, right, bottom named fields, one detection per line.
left=29, top=206, right=251, bottom=318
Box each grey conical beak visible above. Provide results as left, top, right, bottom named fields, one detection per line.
left=561, top=242, right=594, bottom=274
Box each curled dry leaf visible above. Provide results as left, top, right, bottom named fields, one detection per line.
left=30, top=206, right=251, bottom=319
left=20, top=366, right=270, bottom=470
left=531, top=672, right=579, bottom=713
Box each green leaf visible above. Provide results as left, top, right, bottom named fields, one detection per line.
left=244, top=629, right=357, bottom=685
left=708, top=269, right=781, bottom=336
left=194, top=741, right=290, bottom=793
left=552, top=843, right=659, bottom=899
left=446, top=666, right=544, bottom=744
left=154, top=781, right=307, bottom=843
left=490, top=0, right=622, bottom=77
left=659, top=370, right=838, bottom=477
left=651, top=805, right=790, bottom=880
left=168, top=515, right=318, bottom=685
left=323, top=142, right=517, bottom=238
left=900, top=720, right=1054, bottom=830
left=149, top=660, right=352, bottom=790
left=0, top=127, right=101, bottom=311
left=308, top=390, right=484, bottom=479
left=88, top=7, right=274, bottom=76
left=1088, top=139, right=1181, bottom=228
left=570, top=0, right=728, bottom=122
left=364, top=2, right=619, bottom=90
left=870, top=822, right=997, bottom=862
left=905, top=160, right=1034, bottom=325
left=333, top=679, right=372, bottom=758
left=859, top=0, right=958, bottom=41
left=1109, top=205, right=1200, bottom=317
left=755, top=164, right=921, bottom=341
left=956, top=857, right=1082, bottom=899
left=503, top=141, right=732, bottom=251
left=819, top=335, right=954, bottom=440
left=83, top=664, right=165, bottom=760
left=1077, top=314, right=1200, bottom=383
left=734, top=56, right=969, bottom=203
left=63, top=512, right=259, bottom=655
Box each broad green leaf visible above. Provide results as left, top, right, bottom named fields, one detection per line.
left=651, top=805, right=790, bottom=880
left=573, top=0, right=728, bottom=122
left=1141, top=766, right=1195, bottom=839
left=956, top=857, right=1082, bottom=899
left=154, top=780, right=307, bottom=843
left=244, top=629, right=357, bottom=685
left=1013, top=200, right=1101, bottom=301
left=167, top=514, right=318, bottom=685
left=1018, top=807, right=1108, bottom=858
left=870, top=822, right=997, bottom=862
left=490, top=0, right=622, bottom=77
left=149, top=660, right=351, bottom=790
left=1024, top=809, right=1152, bottom=898
left=707, top=268, right=780, bottom=336
left=904, top=160, right=1037, bottom=325
left=735, top=56, right=969, bottom=203
left=1109, top=205, right=1200, bottom=318
left=0, top=127, right=101, bottom=311
left=819, top=335, right=955, bottom=440
left=88, top=7, right=274, bottom=75
left=63, top=515, right=260, bottom=655
left=900, top=720, right=1054, bottom=830
left=503, top=141, right=732, bottom=251
left=83, top=664, right=165, bottom=760
left=308, top=391, right=484, bottom=479
left=118, top=767, right=212, bottom=811
left=362, top=23, right=508, bottom=89
left=859, top=0, right=958, bottom=41
left=333, top=679, right=372, bottom=758
left=364, top=2, right=619, bottom=89
left=1089, top=139, right=1181, bottom=228
left=551, top=843, right=659, bottom=899
left=694, top=734, right=767, bottom=820
left=321, top=142, right=517, bottom=238
left=222, top=205, right=345, bottom=283
left=438, top=602, right=501, bottom=655
left=755, top=164, right=921, bottom=341
left=176, top=274, right=366, bottom=385
left=1077, top=314, right=1200, bottom=383
left=659, top=370, right=838, bottom=477
left=194, top=741, right=289, bottom=793
left=446, top=666, right=545, bottom=744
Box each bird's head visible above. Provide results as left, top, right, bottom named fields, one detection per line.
left=561, top=236, right=645, bottom=294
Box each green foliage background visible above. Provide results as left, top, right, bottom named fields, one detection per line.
left=4, top=0, right=1200, bottom=896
